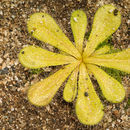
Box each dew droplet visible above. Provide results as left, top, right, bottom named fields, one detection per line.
left=109, top=9, right=113, bottom=13
left=112, top=28, right=115, bottom=30
left=40, top=21, right=43, bottom=24
left=73, top=17, right=78, bottom=22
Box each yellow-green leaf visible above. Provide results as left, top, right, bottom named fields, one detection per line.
left=83, top=5, right=121, bottom=57
left=71, top=10, right=87, bottom=54
left=87, top=64, right=125, bottom=103
left=84, top=48, right=130, bottom=73
left=92, top=45, right=110, bottom=56
left=91, top=48, right=130, bottom=60
left=76, top=63, right=104, bottom=125
left=18, top=46, right=77, bottom=69
left=28, top=62, right=79, bottom=106
left=27, top=13, right=81, bottom=59
left=63, top=67, right=79, bottom=102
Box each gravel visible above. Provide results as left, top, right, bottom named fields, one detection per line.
left=0, top=0, right=129, bottom=129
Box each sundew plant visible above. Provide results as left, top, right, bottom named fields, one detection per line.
left=19, top=5, right=130, bottom=125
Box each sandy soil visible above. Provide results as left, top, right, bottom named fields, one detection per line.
left=0, top=0, right=129, bottom=129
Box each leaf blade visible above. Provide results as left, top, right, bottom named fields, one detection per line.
left=27, top=13, right=81, bottom=59
left=28, top=62, right=79, bottom=106
left=87, top=64, right=125, bottom=103
left=83, top=5, right=121, bottom=57
left=76, top=63, right=104, bottom=125
left=84, top=49, right=130, bottom=73
left=18, top=46, right=77, bottom=69
left=63, top=67, right=79, bottom=102
left=71, top=10, right=87, bottom=54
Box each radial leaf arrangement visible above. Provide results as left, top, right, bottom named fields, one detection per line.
left=19, top=5, right=130, bottom=125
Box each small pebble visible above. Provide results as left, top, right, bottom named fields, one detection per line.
left=0, top=10, right=3, bottom=15
left=0, top=67, right=9, bottom=75
left=0, top=58, right=3, bottom=64
left=0, top=98, right=2, bottom=104
left=113, top=110, right=120, bottom=117
left=127, top=20, right=130, bottom=24
left=11, top=107, right=15, bottom=111
left=11, top=15, right=15, bottom=19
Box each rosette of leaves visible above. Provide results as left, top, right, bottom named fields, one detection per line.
left=19, top=5, right=130, bottom=125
